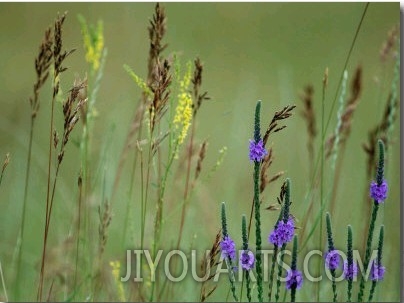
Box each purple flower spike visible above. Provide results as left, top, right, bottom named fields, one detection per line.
left=370, top=261, right=386, bottom=281
left=343, top=260, right=358, bottom=280
left=325, top=250, right=340, bottom=270
left=249, top=139, right=267, bottom=162
left=370, top=180, right=388, bottom=203
left=268, top=217, right=295, bottom=247
left=240, top=250, right=255, bottom=270
left=220, top=236, right=236, bottom=260
left=285, top=269, right=303, bottom=290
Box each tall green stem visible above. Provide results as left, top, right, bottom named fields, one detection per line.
left=358, top=140, right=385, bottom=302
left=347, top=225, right=353, bottom=302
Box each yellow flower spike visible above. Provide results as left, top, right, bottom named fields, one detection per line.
left=173, top=61, right=193, bottom=145
left=109, top=260, right=126, bottom=302
left=78, top=15, right=104, bottom=72
left=124, top=64, right=152, bottom=97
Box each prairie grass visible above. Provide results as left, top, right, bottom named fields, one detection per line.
left=0, top=2, right=400, bottom=302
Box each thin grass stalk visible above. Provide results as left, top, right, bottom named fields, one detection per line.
left=0, top=261, right=8, bottom=302
left=330, top=70, right=348, bottom=171
left=38, top=13, right=74, bottom=300
left=317, top=67, right=328, bottom=302
left=0, top=156, right=9, bottom=302
left=17, top=26, right=53, bottom=298
left=15, top=118, right=34, bottom=299
left=38, top=60, right=57, bottom=303
left=176, top=121, right=196, bottom=249
left=74, top=172, right=83, bottom=293
left=81, top=49, right=107, bottom=272
left=38, top=70, right=57, bottom=303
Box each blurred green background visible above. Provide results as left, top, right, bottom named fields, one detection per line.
left=0, top=2, right=400, bottom=302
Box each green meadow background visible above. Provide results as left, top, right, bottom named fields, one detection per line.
left=0, top=2, right=400, bottom=302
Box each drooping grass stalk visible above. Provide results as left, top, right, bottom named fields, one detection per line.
left=290, top=236, right=298, bottom=302
left=221, top=202, right=238, bottom=302
left=347, top=225, right=353, bottom=302
left=15, top=26, right=53, bottom=301
left=368, top=225, right=384, bottom=302
left=38, top=13, right=74, bottom=301
left=325, top=212, right=338, bottom=302
left=298, top=3, right=369, bottom=250
left=358, top=140, right=385, bottom=302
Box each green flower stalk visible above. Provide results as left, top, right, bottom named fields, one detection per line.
left=249, top=100, right=266, bottom=302
left=275, top=179, right=292, bottom=303
left=358, top=140, right=386, bottom=302
left=345, top=225, right=355, bottom=302
left=368, top=225, right=385, bottom=302
left=268, top=209, right=283, bottom=301
left=288, top=236, right=303, bottom=302
left=221, top=202, right=238, bottom=302
left=325, top=212, right=338, bottom=302
left=241, top=215, right=252, bottom=302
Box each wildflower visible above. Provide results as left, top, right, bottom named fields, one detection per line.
left=285, top=269, right=303, bottom=290
left=110, top=260, right=126, bottom=301
left=79, top=15, right=104, bottom=72
left=370, top=180, right=388, bottom=203
left=220, top=236, right=236, bottom=260
left=343, top=260, right=358, bottom=280
left=249, top=139, right=267, bottom=162
left=268, top=216, right=294, bottom=247
left=240, top=250, right=255, bottom=270
left=173, top=61, right=193, bottom=145
left=325, top=249, right=340, bottom=270
left=370, top=261, right=386, bottom=281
